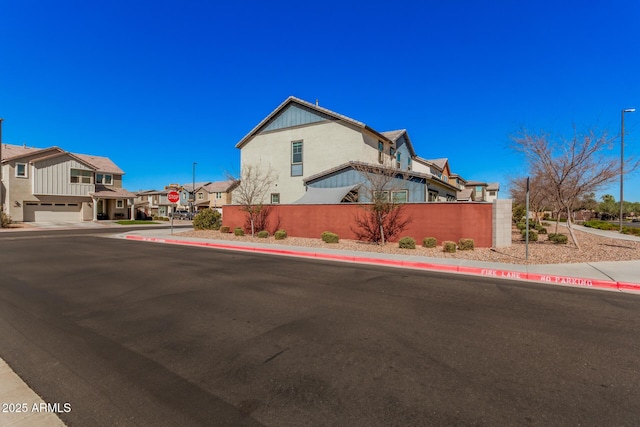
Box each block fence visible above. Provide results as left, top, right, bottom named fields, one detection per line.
left=222, top=199, right=513, bottom=248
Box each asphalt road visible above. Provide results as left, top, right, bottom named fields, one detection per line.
left=1, top=231, right=640, bottom=426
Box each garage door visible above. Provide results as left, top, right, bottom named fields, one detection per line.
left=23, top=202, right=82, bottom=222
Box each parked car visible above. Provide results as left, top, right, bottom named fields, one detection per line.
left=171, top=210, right=194, bottom=220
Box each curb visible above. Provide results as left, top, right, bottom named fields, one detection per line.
left=125, top=235, right=640, bottom=295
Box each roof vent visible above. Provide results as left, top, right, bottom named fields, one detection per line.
left=315, top=99, right=319, bottom=106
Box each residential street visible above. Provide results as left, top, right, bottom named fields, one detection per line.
left=1, top=231, right=640, bottom=426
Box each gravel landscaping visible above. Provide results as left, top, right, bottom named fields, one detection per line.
left=178, top=223, right=640, bottom=265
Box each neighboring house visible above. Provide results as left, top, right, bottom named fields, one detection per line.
left=134, top=189, right=172, bottom=218
left=199, top=180, right=239, bottom=211
left=180, top=182, right=211, bottom=212
left=235, top=96, right=467, bottom=204
left=465, top=180, right=500, bottom=203
left=1, top=144, right=136, bottom=221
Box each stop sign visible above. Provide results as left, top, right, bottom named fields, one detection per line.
left=167, top=191, right=180, bottom=203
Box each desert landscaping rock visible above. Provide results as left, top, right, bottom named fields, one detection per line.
left=179, top=223, right=640, bottom=265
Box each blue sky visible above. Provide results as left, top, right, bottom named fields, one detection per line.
left=2, top=0, right=640, bottom=202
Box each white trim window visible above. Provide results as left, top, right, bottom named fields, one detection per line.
left=291, top=141, right=303, bottom=176
left=197, top=192, right=204, bottom=200
left=116, top=199, right=124, bottom=209
left=392, top=190, right=408, bottom=203
left=15, top=162, right=28, bottom=178
left=96, top=173, right=113, bottom=185
left=271, top=193, right=280, bottom=204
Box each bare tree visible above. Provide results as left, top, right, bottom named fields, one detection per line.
left=511, top=127, right=639, bottom=249
left=350, top=160, right=412, bottom=244
left=229, top=163, right=278, bottom=237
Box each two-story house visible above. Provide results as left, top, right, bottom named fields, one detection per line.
left=134, top=189, right=172, bottom=218
left=199, top=180, right=238, bottom=211
left=235, top=96, right=464, bottom=204
left=1, top=144, right=135, bottom=222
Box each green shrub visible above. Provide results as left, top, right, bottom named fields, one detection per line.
left=521, top=229, right=538, bottom=241
left=458, top=238, right=474, bottom=250
left=621, top=227, right=640, bottom=237
left=1, top=212, right=12, bottom=228
left=443, top=241, right=456, bottom=253
left=398, top=236, right=416, bottom=249
left=422, top=237, right=437, bottom=248
left=321, top=231, right=339, bottom=243
left=516, top=222, right=526, bottom=230
left=584, top=220, right=618, bottom=231
left=274, top=229, right=287, bottom=240
left=220, top=226, right=230, bottom=233
left=192, top=208, right=222, bottom=230
left=257, top=230, right=269, bottom=238
left=538, top=227, right=547, bottom=234
left=234, top=227, right=244, bottom=236
left=548, top=233, right=568, bottom=244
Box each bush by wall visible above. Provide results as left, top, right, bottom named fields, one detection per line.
left=257, top=230, right=269, bottom=238
left=1, top=212, right=11, bottom=228
left=458, top=238, right=474, bottom=250
left=422, top=237, right=437, bottom=248
left=274, top=229, right=287, bottom=240
left=234, top=227, right=245, bottom=236
left=193, top=208, right=222, bottom=230
left=398, top=236, right=416, bottom=249
left=443, top=241, right=456, bottom=253
left=321, top=231, right=339, bottom=243
left=220, top=226, right=230, bottom=233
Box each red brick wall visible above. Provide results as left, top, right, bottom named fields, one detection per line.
left=222, top=203, right=494, bottom=247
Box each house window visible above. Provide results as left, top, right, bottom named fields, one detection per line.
left=378, top=141, right=384, bottom=164
left=15, top=163, right=28, bottom=178
left=271, top=193, right=280, bottom=204
left=96, top=174, right=113, bottom=185
left=446, top=195, right=456, bottom=202
left=489, top=191, right=496, bottom=196
left=407, top=157, right=412, bottom=171
left=391, top=190, right=408, bottom=203
left=428, top=190, right=439, bottom=202
left=373, top=190, right=390, bottom=203
left=396, top=152, right=401, bottom=169
left=116, top=200, right=124, bottom=209
left=197, top=192, right=204, bottom=200
left=216, top=192, right=222, bottom=198
left=291, top=141, right=303, bottom=176
left=70, top=169, right=92, bottom=184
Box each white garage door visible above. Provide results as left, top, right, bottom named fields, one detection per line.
left=23, top=202, right=82, bottom=222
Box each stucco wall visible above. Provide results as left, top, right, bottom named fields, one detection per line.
left=222, top=203, right=499, bottom=247
left=240, top=121, right=382, bottom=204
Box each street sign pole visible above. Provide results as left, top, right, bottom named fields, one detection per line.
left=167, top=191, right=180, bottom=235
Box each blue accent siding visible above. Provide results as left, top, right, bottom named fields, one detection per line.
left=395, top=135, right=412, bottom=170
left=263, top=104, right=328, bottom=132
left=307, top=167, right=427, bottom=202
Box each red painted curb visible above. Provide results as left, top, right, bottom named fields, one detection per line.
left=124, top=235, right=637, bottom=294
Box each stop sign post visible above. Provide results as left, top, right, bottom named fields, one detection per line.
left=168, top=191, right=180, bottom=234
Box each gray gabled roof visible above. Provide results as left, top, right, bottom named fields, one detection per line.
left=235, top=96, right=395, bottom=149
left=380, top=129, right=417, bottom=157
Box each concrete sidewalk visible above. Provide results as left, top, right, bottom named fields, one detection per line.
left=121, top=227, right=640, bottom=293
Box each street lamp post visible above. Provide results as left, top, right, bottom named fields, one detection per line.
left=620, top=108, right=635, bottom=232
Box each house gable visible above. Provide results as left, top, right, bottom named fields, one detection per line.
left=262, top=103, right=331, bottom=133
left=32, top=153, right=95, bottom=196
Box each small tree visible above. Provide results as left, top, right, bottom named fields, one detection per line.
left=350, top=160, right=412, bottom=244
left=511, top=127, right=639, bottom=249
left=229, top=163, right=278, bottom=237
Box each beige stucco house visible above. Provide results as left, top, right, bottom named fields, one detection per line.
left=1, top=144, right=136, bottom=222
left=235, top=96, right=466, bottom=204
